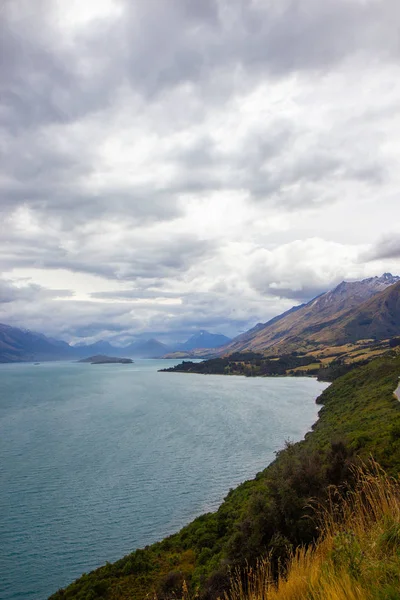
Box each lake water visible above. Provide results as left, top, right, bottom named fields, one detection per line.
left=0, top=360, right=328, bottom=600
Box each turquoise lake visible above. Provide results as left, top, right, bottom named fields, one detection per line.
left=0, top=360, right=328, bottom=599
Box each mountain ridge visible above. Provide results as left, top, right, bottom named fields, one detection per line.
left=0, top=326, right=231, bottom=363
left=218, top=273, right=400, bottom=355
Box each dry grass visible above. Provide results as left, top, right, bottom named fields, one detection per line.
left=222, top=461, right=400, bottom=600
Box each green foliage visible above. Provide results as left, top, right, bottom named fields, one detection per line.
left=316, top=358, right=370, bottom=382
left=50, top=355, right=400, bottom=600
left=160, top=354, right=321, bottom=377
left=331, top=531, right=364, bottom=578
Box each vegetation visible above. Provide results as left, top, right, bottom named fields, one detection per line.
left=161, top=340, right=400, bottom=381
left=50, top=355, right=400, bottom=600
left=159, top=354, right=322, bottom=378
left=78, top=355, right=133, bottom=364
left=224, top=461, right=400, bottom=600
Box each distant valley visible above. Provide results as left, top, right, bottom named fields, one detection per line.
left=0, top=325, right=231, bottom=363
left=2, top=273, right=400, bottom=367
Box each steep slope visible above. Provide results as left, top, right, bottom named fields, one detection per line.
left=220, top=273, right=400, bottom=355
left=50, top=355, right=400, bottom=600
left=0, top=323, right=75, bottom=362
left=326, top=279, right=400, bottom=344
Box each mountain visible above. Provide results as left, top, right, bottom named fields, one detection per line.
left=0, top=323, right=75, bottom=363
left=0, top=326, right=172, bottom=363
left=175, top=330, right=231, bottom=352
left=220, top=273, right=400, bottom=355
left=123, top=339, right=170, bottom=358
left=326, top=280, right=400, bottom=344
left=75, top=338, right=171, bottom=359
left=74, top=340, right=117, bottom=358
left=2, top=274, right=398, bottom=363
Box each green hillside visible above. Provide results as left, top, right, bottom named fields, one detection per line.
left=50, top=355, right=400, bottom=600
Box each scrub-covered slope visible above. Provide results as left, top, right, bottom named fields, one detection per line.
left=50, top=354, right=400, bottom=600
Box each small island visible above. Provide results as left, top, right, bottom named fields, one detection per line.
left=78, top=355, right=133, bottom=365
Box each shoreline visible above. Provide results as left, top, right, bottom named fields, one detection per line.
left=50, top=355, right=400, bottom=600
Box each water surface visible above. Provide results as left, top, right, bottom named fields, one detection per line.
left=0, top=360, right=328, bottom=599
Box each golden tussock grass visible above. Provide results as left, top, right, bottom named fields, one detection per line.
left=222, top=461, right=400, bottom=600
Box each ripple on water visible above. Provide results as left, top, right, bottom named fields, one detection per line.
left=0, top=360, right=328, bottom=600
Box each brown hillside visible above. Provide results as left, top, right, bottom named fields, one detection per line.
left=220, top=274, right=400, bottom=355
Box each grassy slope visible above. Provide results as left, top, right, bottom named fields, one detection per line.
left=226, top=463, right=400, bottom=600
left=50, top=355, right=400, bottom=600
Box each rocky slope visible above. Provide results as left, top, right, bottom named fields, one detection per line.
left=220, top=273, right=400, bottom=355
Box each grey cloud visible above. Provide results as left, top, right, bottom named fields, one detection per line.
left=1, top=0, right=399, bottom=344
left=0, top=278, right=73, bottom=304
left=3, top=0, right=399, bottom=132
left=364, top=236, right=400, bottom=261
left=0, top=287, right=252, bottom=344
left=254, top=283, right=328, bottom=304
left=117, top=0, right=400, bottom=97
left=0, top=234, right=215, bottom=281
left=91, top=290, right=183, bottom=300
left=166, top=123, right=385, bottom=210
left=0, top=125, right=183, bottom=226
left=1, top=0, right=395, bottom=230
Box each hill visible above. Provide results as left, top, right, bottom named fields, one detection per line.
left=0, top=326, right=173, bottom=363
left=0, top=324, right=227, bottom=363
left=49, top=354, right=400, bottom=600
left=0, top=323, right=75, bottom=363
left=219, top=273, right=400, bottom=356
left=164, top=331, right=233, bottom=358
left=123, top=339, right=170, bottom=358
left=78, top=355, right=133, bottom=364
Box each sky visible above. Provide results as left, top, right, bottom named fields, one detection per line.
left=1, top=0, right=400, bottom=345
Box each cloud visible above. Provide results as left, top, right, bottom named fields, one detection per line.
left=363, top=235, right=400, bottom=262
left=0, top=277, right=73, bottom=305
left=246, top=238, right=372, bottom=302
left=1, top=0, right=400, bottom=343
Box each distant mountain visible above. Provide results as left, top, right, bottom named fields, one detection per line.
left=176, top=330, right=231, bottom=352
left=0, top=323, right=75, bottom=363
left=219, top=273, right=400, bottom=355
left=122, top=339, right=171, bottom=358
left=75, top=338, right=171, bottom=359
left=0, top=322, right=231, bottom=363
left=3, top=274, right=398, bottom=363
left=74, top=340, right=117, bottom=358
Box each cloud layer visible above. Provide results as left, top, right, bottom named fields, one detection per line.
left=1, top=0, right=400, bottom=343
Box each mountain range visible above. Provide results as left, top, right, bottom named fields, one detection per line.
left=0, top=326, right=231, bottom=363
left=0, top=323, right=75, bottom=363
left=218, top=273, right=400, bottom=355
left=1, top=273, right=399, bottom=363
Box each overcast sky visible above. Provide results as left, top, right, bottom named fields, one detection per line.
left=1, top=0, right=400, bottom=345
